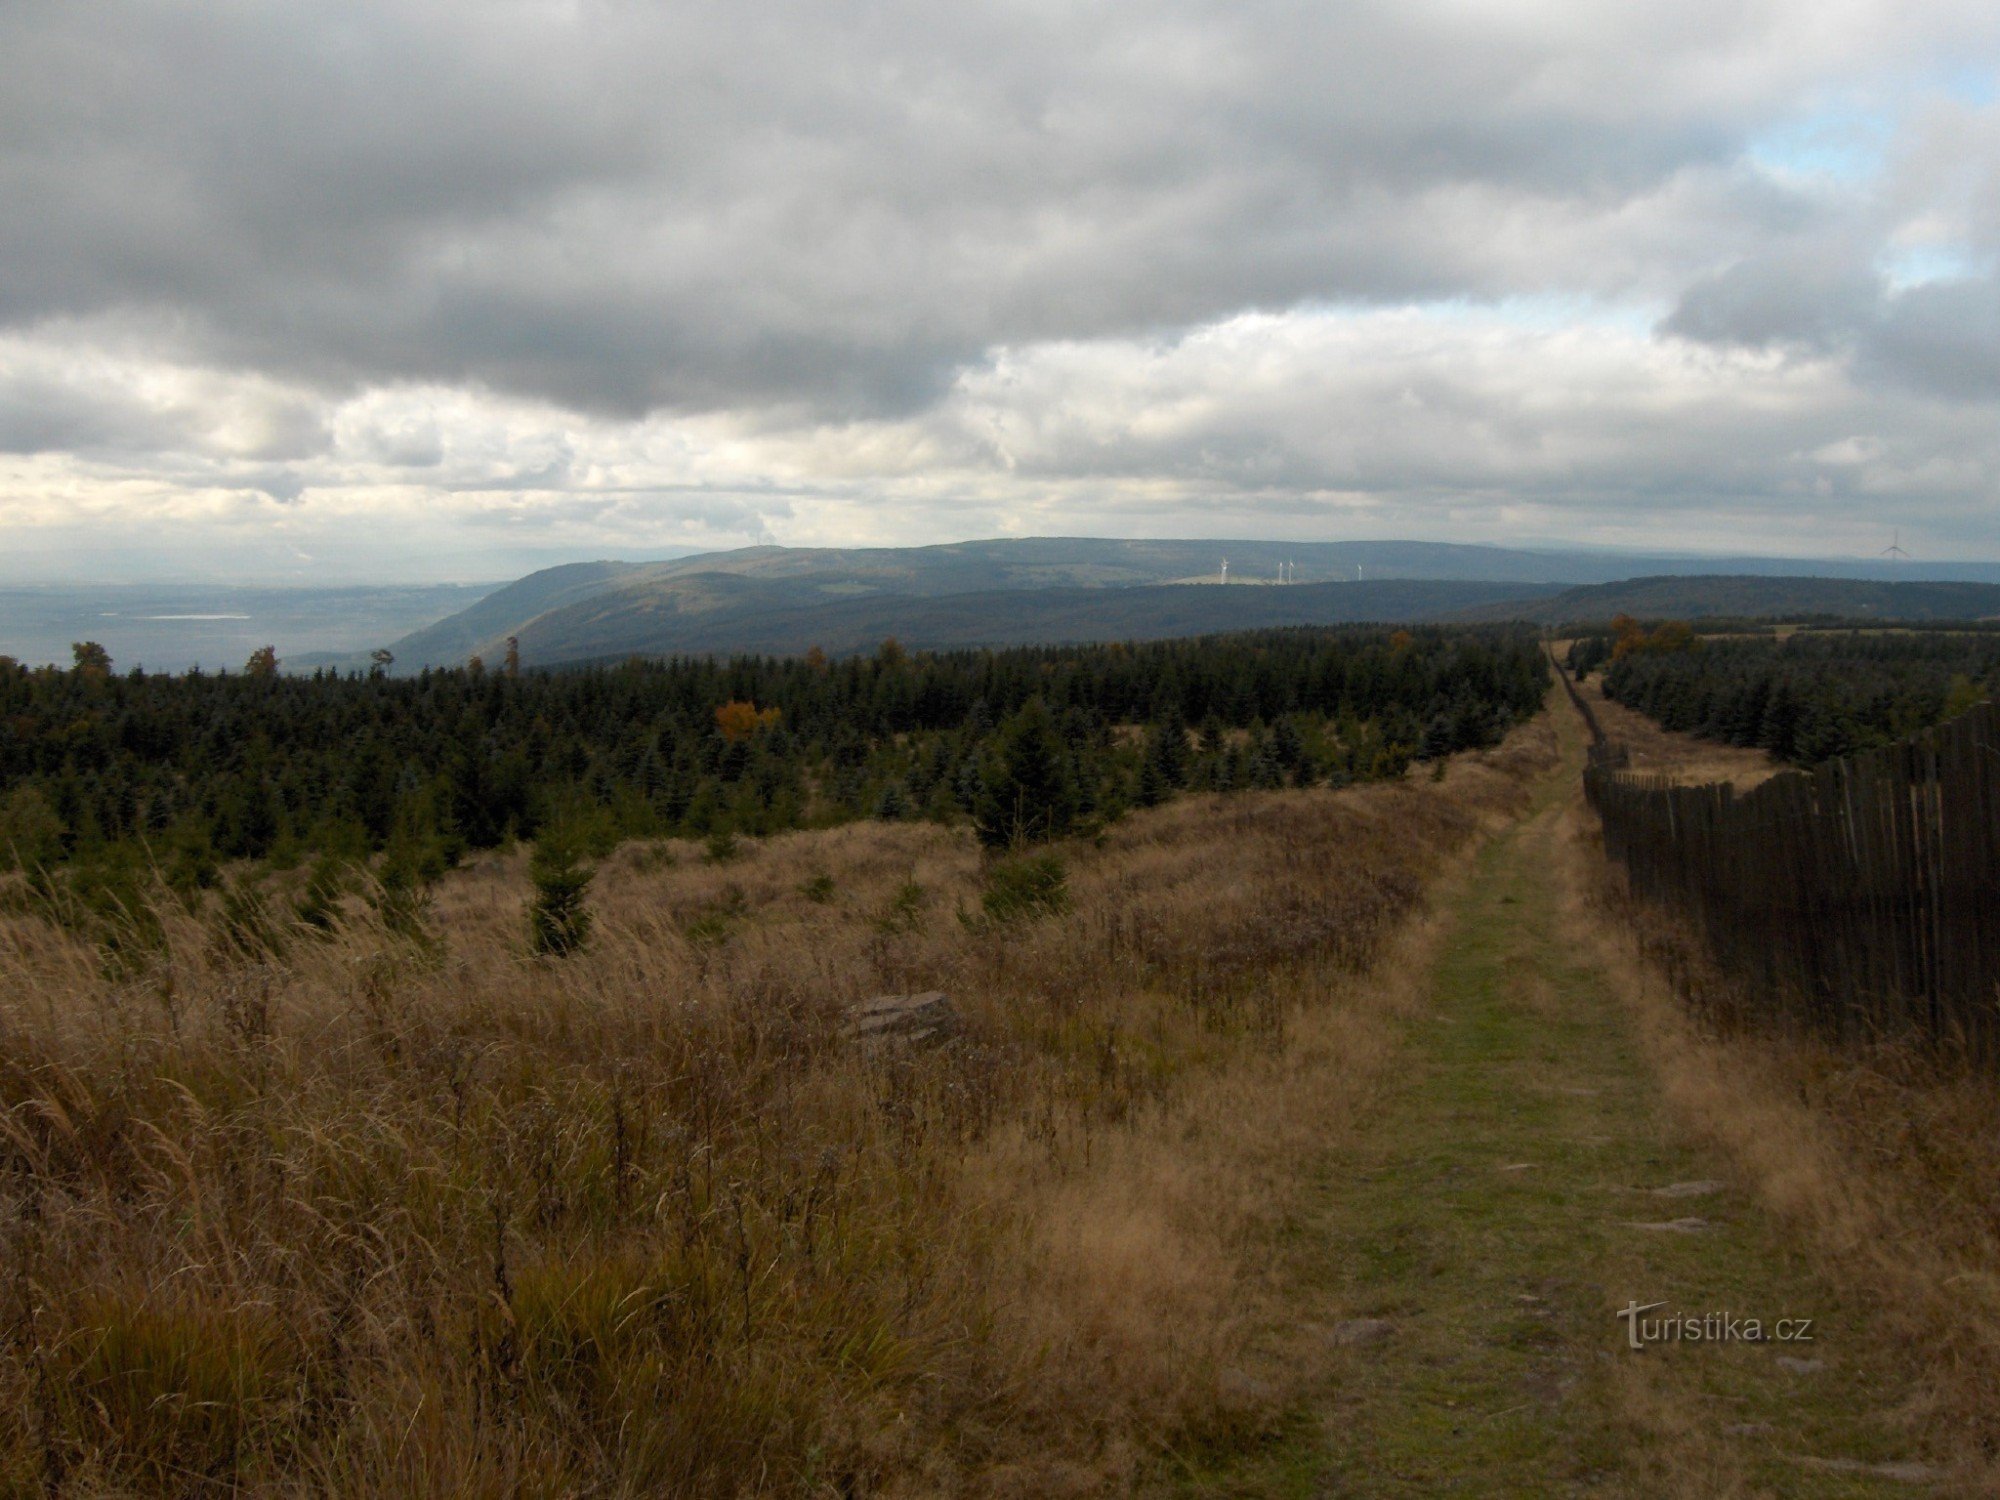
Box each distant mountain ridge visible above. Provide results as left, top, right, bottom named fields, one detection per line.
left=1453, top=574, right=2000, bottom=625
left=299, top=539, right=2000, bottom=672
left=549, top=579, right=1559, bottom=663
left=342, top=538, right=1594, bottom=669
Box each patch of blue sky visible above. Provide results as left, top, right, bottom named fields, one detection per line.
left=1745, top=102, right=1891, bottom=186
left=1747, top=67, right=1997, bottom=186
left=1286, top=293, right=1662, bottom=337
left=1881, top=242, right=1988, bottom=290
left=1940, top=63, right=1997, bottom=107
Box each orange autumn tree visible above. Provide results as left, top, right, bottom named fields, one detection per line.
left=715, top=700, right=783, bottom=742
left=1610, top=614, right=1699, bottom=661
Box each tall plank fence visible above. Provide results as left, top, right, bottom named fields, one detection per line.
left=1584, top=699, right=2000, bottom=1062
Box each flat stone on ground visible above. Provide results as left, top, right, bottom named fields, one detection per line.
left=1328, top=1318, right=1397, bottom=1346
left=1791, top=1455, right=1937, bottom=1483
left=1651, top=1180, right=1726, bottom=1198
left=844, top=990, right=958, bottom=1043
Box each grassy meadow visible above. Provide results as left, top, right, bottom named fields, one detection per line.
left=0, top=715, right=1557, bottom=1495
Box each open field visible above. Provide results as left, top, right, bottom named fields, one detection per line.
left=7, top=674, right=1999, bottom=1494
left=0, top=714, right=1555, bottom=1495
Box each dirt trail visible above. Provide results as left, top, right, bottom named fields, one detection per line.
left=1175, top=696, right=1952, bottom=1497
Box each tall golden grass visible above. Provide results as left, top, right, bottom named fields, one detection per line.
left=1564, top=790, right=2000, bottom=1482
left=0, top=720, right=1555, bottom=1496
left=1572, top=673, right=1783, bottom=789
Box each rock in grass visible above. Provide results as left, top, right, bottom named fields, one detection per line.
left=846, top=991, right=958, bottom=1045
left=1790, top=1455, right=1936, bottom=1483
left=1216, top=1367, right=1276, bottom=1405
left=1328, top=1318, right=1397, bottom=1346
left=1650, top=1180, right=1726, bottom=1198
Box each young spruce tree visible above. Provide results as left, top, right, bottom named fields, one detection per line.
left=973, top=697, right=1077, bottom=848
left=528, top=825, right=595, bottom=957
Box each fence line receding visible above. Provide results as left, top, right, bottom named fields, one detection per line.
left=1584, top=697, right=2000, bottom=1061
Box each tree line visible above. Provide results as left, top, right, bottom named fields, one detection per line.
left=0, top=626, right=1545, bottom=896
left=1568, top=625, right=1999, bottom=764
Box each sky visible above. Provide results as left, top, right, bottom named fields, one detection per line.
left=3, top=0, right=1999, bottom=582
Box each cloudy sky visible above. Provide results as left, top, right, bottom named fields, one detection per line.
left=4, top=0, right=1999, bottom=581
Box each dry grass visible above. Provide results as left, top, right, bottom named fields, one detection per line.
left=0, top=718, right=1556, bottom=1497
left=1558, top=795, right=2000, bottom=1485
left=1572, top=674, right=1784, bottom=789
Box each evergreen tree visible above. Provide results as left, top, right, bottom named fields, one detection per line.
left=1143, top=707, right=1192, bottom=793
left=528, top=826, right=594, bottom=957
left=973, top=698, right=1077, bottom=848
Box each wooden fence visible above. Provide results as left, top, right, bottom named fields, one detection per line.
left=1585, top=700, right=2000, bottom=1061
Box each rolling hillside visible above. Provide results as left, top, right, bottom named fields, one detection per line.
left=539, top=578, right=1558, bottom=664
left=354, top=538, right=1593, bottom=669
left=1456, top=574, right=2000, bottom=625
left=306, top=541, right=2000, bottom=672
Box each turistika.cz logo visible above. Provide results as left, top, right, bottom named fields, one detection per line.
left=1615, top=1301, right=1815, bottom=1351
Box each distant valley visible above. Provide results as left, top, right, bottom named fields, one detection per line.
left=0, top=582, right=499, bottom=673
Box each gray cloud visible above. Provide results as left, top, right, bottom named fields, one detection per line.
left=7, top=0, right=1983, bottom=419
left=1867, top=279, right=2000, bottom=395
left=1665, top=248, right=2000, bottom=400
left=5, top=0, right=2000, bottom=575
left=1663, top=248, right=1886, bottom=352
left=1661, top=88, right=2000, bottom=402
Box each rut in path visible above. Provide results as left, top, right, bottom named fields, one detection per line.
left=1177, top=709, right=1950, bottom=1497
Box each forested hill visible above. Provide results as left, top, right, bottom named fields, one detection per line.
left=325, top=538, right=1592, bottom=671
left=328, top=539, right=2000, bottom=674
left=499, top=578, right=1558, bottom=667
left=1457, top=574, right=2000, bottom=625
left=348, top=561, right=643, bottom=669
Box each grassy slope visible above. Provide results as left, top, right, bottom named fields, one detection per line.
left=0, top=712, right=1557, bottom=1495
left=1170, top=696, right=1965, bottom=1496
left=9, top=690, right=1996, bottom=1493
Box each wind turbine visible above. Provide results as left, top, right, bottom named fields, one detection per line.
left=1881, top=529, right=1910, bottom=564
left=1220, top=558, right=1228, bottom=585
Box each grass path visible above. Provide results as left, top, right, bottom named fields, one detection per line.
left=1172, top=704, right=1948, bottom=1497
